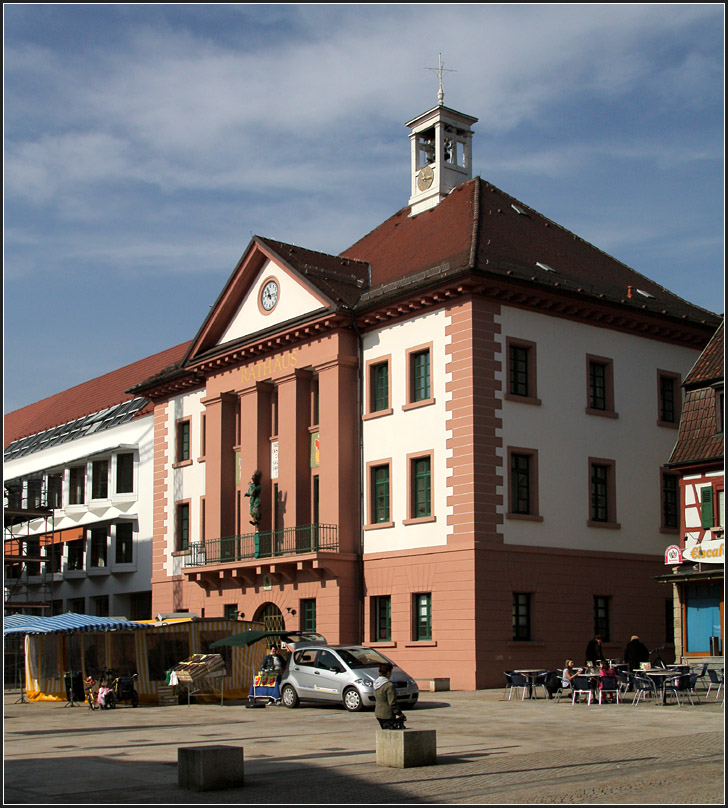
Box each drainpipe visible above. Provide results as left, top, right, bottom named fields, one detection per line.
left=345, top=305, right=366, bottom=645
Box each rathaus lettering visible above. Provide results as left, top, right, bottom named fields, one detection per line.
left=241, top=350, right=299, bottom=383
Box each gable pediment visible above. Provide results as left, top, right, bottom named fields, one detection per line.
left=184, top=238, right=334, bottom=365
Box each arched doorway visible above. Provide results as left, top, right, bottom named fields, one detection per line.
left=255, top=603, right=285, bottom=632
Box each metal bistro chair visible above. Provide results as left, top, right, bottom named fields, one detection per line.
left=598, top=674, right=620, bottom=705
left=706, top=668, right=724, bottom=701
left=664, top=673, right=698, bottom=707
left=534, top=670, right=552, bottom=699
left=508, top=672, right=529, bottom=701
left=692, top=662, right=709, bottom=690
left=632, top=674, right=658, bottom=706
left=503, top=671, right=514, bottom=699
left=616, top=668, right=631, bottom=697
left=571, top=675, right=594, bottom=706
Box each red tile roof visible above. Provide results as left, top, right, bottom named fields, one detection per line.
left=4, top=342, right=190, bottom=447
left=343, top=178, right=719, bottom=325
left=668, top=321, right=724, bottom=467
left=684, top=320, right=724, bottom=387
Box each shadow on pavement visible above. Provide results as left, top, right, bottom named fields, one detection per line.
left=4, top=753, right=440, bottom=805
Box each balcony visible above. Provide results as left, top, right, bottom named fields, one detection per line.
left=183, top=524, right=339, bottom=567
left=182, top=524, right=353, bottom=587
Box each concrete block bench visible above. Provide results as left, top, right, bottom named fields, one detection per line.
left=376, top=729, right=437, bottom=768
left=178, top=745, right=244, bottom=791
left=418, top=677, right=450, bottom=692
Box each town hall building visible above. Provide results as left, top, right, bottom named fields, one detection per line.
left=6, top=92, right=720, bottom=689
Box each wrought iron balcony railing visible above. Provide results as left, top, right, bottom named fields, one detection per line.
left=183, top=524, right=338, bottom=567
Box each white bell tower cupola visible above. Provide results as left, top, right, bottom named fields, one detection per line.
left=407, top=55, right=478, bottom=217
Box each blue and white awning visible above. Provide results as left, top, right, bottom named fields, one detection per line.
left=3, top=613, right=147, bottom=636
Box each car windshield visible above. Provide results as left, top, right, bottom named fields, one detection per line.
left=337, top=648, right=390, bottom=669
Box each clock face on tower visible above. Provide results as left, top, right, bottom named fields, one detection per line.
left=417, top=164, right=434, bottom=191
left=260, top=279, right=279, bottom=312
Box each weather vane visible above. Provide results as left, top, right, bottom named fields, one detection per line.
left=425, top=52, right=456, bottom=106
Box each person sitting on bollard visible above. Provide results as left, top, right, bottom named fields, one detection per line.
left=374, top=662, right=406, bottom=729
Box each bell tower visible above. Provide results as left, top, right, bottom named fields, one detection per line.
left=407, top=55, right=478, bottom=217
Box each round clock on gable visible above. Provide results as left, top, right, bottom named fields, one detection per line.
left=260, top=278, right=279, bottom=312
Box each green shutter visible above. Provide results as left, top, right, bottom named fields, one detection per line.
left=700, top=487, right=714, bottom=529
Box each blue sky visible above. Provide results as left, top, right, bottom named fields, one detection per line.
left=4, top=4, right=724, bottom=413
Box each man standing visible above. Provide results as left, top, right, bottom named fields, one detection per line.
left=585, top=634, right=604, bottom=665
left=623, top=635, right=650, bottom=671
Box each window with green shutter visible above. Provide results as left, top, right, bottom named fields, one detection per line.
left=412, top=457, right=432, bottom=518
left=372, top=465, right=390, bottom=523
left=411, top=350, right=431, bottom=402
left=370, top=362, right=389, bottom=412
left=413, top=593, right=432, bottom=641
left=701, top=487, right=715, bottom=529
left=372, top=596, right=391, bottom=642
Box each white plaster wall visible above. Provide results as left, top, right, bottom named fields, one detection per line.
left=361, top=308, right=453, bottom=553
left=165, top=389, right=207, bottom=577
left=219, top=258, right=326, bottom=345
left=495, top=306, right=701, bottom=555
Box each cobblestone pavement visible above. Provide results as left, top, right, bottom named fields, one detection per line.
left=3, top=688, right=724, bottom=804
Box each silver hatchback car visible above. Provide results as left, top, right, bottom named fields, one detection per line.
left=279, top=644, right=419, bottom=712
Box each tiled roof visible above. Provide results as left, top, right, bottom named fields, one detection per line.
left=342, top=178, right=720, bottom=326
left=684, top=320, right=724, bottom=388
left=668, top=321, right=724, bottom=467
left=257, top=238, right=370, bottom=309
left=4, top=342, right=190, bottom=447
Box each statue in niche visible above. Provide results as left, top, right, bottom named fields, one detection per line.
left=245, top=470, right=262, bottom=528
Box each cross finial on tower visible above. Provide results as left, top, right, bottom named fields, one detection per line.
left=425, top=53, right=456, bottom=106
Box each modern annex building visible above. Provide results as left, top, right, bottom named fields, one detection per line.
left=127, top=97, right=719, bottom=690
left=4, top=344, right=188, bottom=621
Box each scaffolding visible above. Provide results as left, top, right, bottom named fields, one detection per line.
left=4, top=478, right=59, bottom=690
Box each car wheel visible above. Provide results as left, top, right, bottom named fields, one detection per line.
left=281, top=684, right=299, bottom=708
left=343, top=687, right=363, bottom=712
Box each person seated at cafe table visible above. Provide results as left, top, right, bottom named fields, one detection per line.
left=562, top=660, right=581, bottom=700
left=599, top=660, right=616, bottom=702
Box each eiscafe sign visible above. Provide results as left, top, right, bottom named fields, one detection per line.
left=667, top=536, right=725, bottom=566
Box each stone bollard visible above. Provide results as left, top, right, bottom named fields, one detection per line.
left=376, top=729, right=437, bottom=768
left=178, top=745, right=245, bottom=791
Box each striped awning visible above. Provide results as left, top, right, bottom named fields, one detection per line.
left=3, top=612, right=148, bottom=636
left=3, top=613, right=46, bottom=632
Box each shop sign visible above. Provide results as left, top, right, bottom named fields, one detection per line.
left=664, top=545, right=683, bottom=565
left=683, top=536, right=724, bottom=564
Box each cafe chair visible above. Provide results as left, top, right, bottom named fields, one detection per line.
left=692, top=662, right=709, bottom=690
left=571, top=675, right=593, bottom=706
left=508, top=672, right=529, bottom=701
left=503, top=671, right=514, bottom=698
left=616, top=668, right=631, bottom=697
left=598, top=674, right=620, bottom=705
left=534, top=670, right=552, bottom=699
left=706, top=668, right=723, bottom=701
left=664, top=673, right=697, bottom=707
left=631, top=675, right=658, bottom=706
